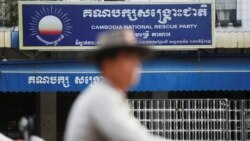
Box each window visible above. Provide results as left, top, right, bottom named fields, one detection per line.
left=215, top=0, right=241, bottom=27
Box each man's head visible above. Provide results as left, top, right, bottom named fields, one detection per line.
left=84, top=29, right=152, bottom=91
left=97, top=48, right=142, bottom=91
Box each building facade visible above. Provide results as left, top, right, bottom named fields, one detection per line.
left=0, top=0, right=250, bottom=141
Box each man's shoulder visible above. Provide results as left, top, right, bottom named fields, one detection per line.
left=80, top=82, right=112, bottom=100
left=80, top=81, right=121, bottom=104
left=69, top=84, right=105, bottom=113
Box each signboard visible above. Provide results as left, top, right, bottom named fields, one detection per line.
left=18, top=1, right=215, bottom=50
left=1, top=73, right=102, bottom=92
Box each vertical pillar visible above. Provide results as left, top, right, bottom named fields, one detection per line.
left=40, top=92, right=57, bottom=141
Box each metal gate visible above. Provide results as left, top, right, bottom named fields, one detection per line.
left=129, top=99, right=250, bottom=141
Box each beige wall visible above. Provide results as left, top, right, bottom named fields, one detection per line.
left=0, top=31, right=11, bottom=48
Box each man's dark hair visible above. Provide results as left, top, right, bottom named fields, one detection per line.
left=96, top=48, right=119, bottom=70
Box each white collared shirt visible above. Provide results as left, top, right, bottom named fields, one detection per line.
left=64, top=79, right=169, bottom=141
left=0, top=133, right=13, bottom=141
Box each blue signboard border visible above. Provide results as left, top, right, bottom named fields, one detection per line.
left=18, top=0, right=215, bottom=50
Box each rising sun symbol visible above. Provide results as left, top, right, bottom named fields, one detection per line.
left=29, top=6, right=72, bottom=36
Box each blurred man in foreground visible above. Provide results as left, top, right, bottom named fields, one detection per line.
left=64, top=29, right=169, bottom=141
